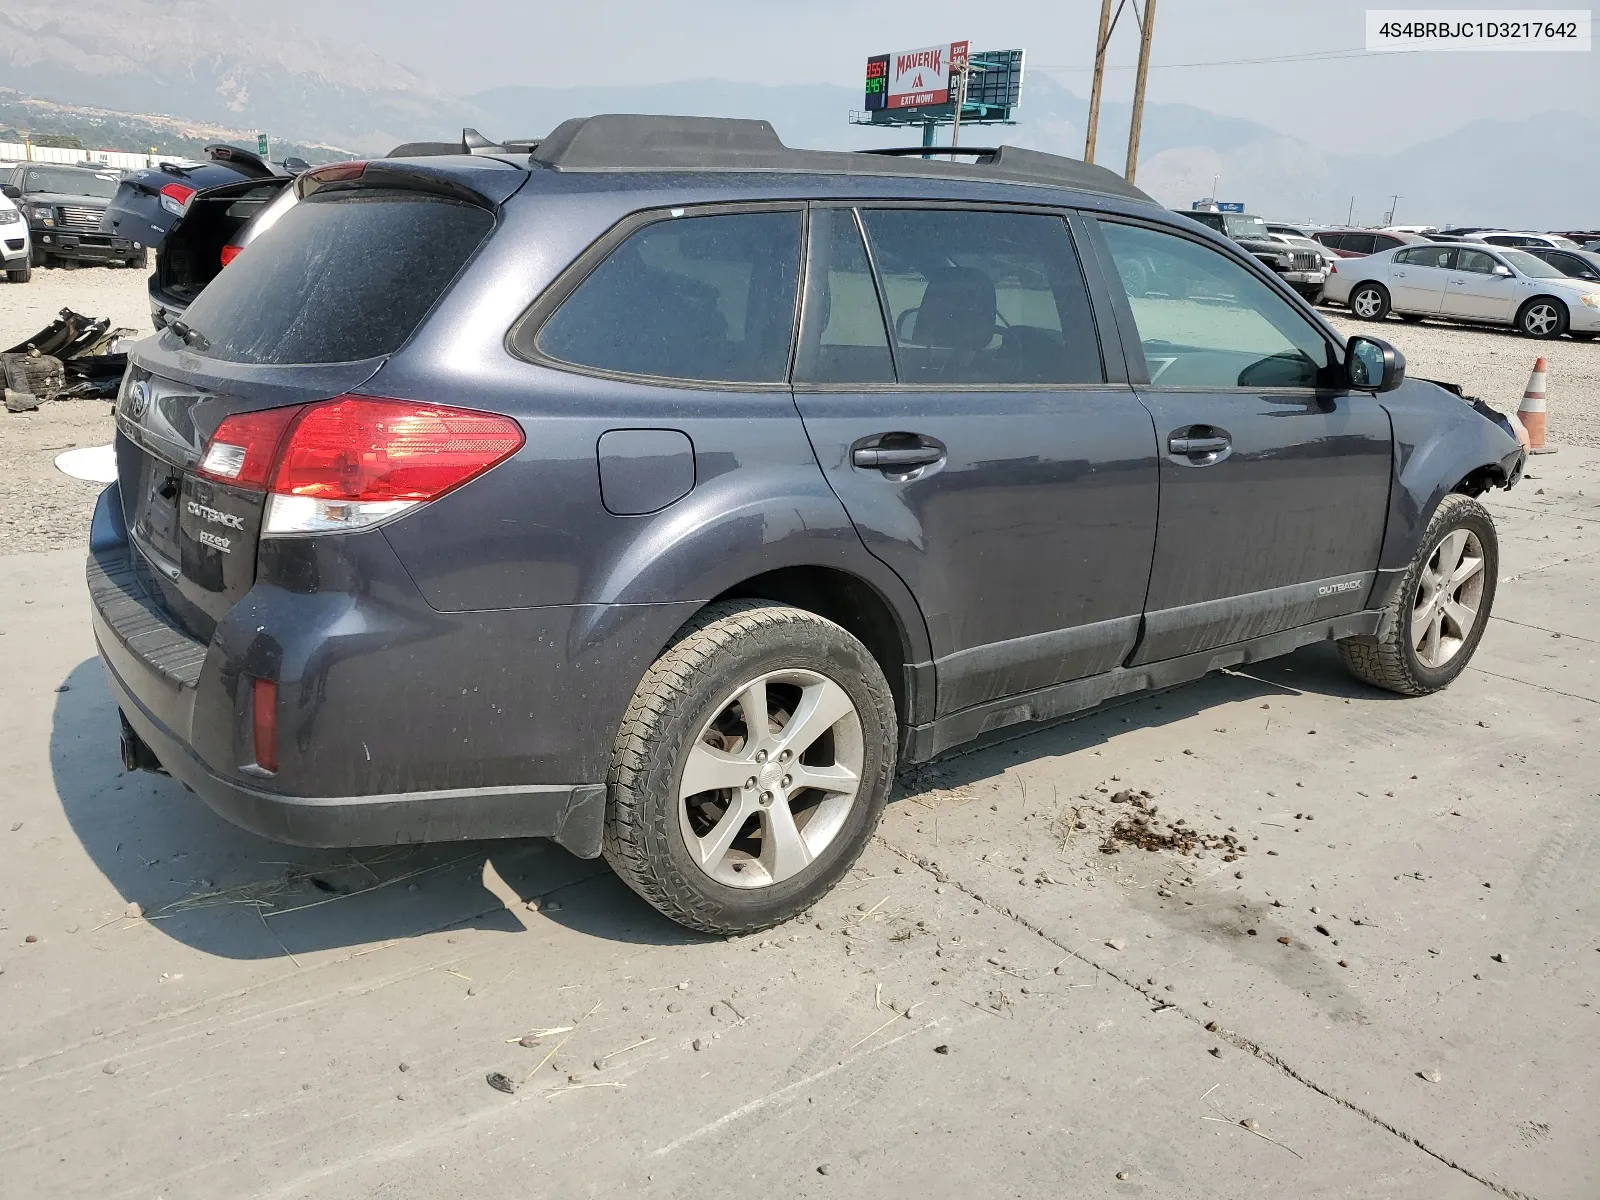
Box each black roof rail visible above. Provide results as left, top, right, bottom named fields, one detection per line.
left=527, top=114, right=1153, bottom=203
left=859, top=146, right=1001, bottom=159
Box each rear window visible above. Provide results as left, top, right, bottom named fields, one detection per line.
left=176, top=188, right=493, bottom=365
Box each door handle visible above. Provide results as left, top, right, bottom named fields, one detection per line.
left=1168, top=434, right=1230, bottom=455
left=851, top=436, right=945, bottom=471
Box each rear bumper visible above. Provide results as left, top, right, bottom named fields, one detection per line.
left=104, top=643, right=605, bottom=851
left=85, top=482, right=690, bottom=854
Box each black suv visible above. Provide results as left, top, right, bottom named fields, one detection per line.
left=2, top=162, right=146, bottom=268
left=1178, top=208, right=1326, bottom=300
left=93, top=116, right=1523, bottom=934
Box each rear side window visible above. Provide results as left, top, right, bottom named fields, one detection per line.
left=795, top=208, right=895, bottom=384
left=1397, top=246, right=1456, bottom=269
left=1313, top=232, right=1343, bottom=249
left=1342, top=234, right=1377, bottom=255
left=178, top=189, right=493, bottom=364
left=534, top=210, right=802, bottom=383
left=859, top=208, right=1103, bottom=385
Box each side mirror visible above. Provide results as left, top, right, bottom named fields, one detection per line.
left=0, top=184, right=19, bottom=200
left=1347, top=335, right=1406, bottom=393
left=1492, top=264, right=1514, bottom=277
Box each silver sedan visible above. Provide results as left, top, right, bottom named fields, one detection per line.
left=1323, top=242, right=1600, bottom=340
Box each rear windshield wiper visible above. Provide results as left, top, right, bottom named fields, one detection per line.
left=166, top=319, right=210, bottom=351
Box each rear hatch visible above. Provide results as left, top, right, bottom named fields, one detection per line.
left=117, top=163, right=513, bottom=642
left=101, top=145, right=281, bottom=247
left=152, top=177, right=293, bottom=315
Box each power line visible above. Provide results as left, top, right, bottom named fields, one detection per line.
left=1035, top=45, right=1419, bottom=71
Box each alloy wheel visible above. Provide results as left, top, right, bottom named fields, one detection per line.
left=1523, top=303, right=1559, bottom=336
left=1353, top=288, right=1383, bottom=318
left=1411, top=527, right=1487, bottom=669
left=678, top=669, right=864, bottom=888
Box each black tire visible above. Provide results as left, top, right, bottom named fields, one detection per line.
left=1349, top=282, right=1390, bottom=321
left=1338, top=494, right=1498, bottom=696
left=124, top=248, right=149, bottom=270
left=5, top=265, right=29, bottom=283
left=29, top=245, right=48, bottom=269
left=1516, top=297, right=1568, bottom=340
left=604, top=599, right=897, bottom=935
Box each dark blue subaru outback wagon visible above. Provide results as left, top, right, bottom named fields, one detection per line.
left=92, top=116, right=1525, bottom=933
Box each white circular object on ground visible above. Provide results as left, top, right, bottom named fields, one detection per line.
left=55, top=444, right=117, bottom=483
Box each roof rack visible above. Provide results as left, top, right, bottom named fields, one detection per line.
left=527, top=115, right=1153, bottom=203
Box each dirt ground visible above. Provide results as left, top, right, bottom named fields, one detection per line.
left=3, top=451, right=1596, bottom=1198
left=1, top=264, right=1598, bottom=554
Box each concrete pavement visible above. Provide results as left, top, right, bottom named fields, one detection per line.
left=1, top=452, right=1596, bottom=1199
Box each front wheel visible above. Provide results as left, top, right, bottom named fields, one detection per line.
left=123, top=248, right=149, bottom=270
left=1339, top=494, right=1497, bottom=695
left=1517, top=298, right=1567, bottom=340
left=604, top=600, right=897, bottom=934
left=1349, top=283, right=1390, bottom=321
left=5, top=265, right=29, bottom=283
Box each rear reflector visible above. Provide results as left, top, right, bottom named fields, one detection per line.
left=219, top=243, right=243, bottom=267
left=159, top=182, right=196, bottom=217
left=198, top=405, right=305, bottom=489
left=251, top=677, right=278, bottom=773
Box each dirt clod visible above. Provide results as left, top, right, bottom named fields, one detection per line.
left=485, top=1072, right=518, bottom=1094
left=934, top=1044, right=949, bottom=1055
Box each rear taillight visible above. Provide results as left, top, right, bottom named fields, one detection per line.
left=219, top=243, right=243, bottom=267
left=159, top=182, right=196, bottom=217
left=1329, top=262, right=1337, bottom=273
left=198, top=395, right=523, bottom=536
left=198, top=405, right=305, bottom=488
left=251, top=677, right=278, bottom=773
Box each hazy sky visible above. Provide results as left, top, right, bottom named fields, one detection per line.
left=261, top=0, right=1597, bottom=150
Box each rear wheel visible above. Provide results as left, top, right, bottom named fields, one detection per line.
left=604, top=600, right=897, bottom=934
left=1339, top=494, right=1497, bottom=695
left=1517, top=298, right=1567, bottom=339
left=1349, top=283, right=1390, bottom=321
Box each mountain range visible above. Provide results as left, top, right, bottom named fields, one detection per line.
left=1, top=0, right=1593, bottom=229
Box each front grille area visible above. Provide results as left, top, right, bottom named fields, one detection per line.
left=56, top=205, right=103, bottom=232
left=1290, top=251, right=1320, bottom=272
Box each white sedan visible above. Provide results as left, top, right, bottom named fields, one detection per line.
left=1324, top=241, right=1600, bottom=340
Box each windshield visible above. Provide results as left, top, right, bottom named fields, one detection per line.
left=1226, top=216, right=1271, bottom=240
left=1549, top=236, right=1581, bottom=250
left=22, top=166, right=121, bottom=198
left=1500, top=250, right=1566, bottom=279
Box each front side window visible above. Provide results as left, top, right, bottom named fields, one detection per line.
left=1098, top=219, right=1333, bottom=390
left=1455, top=248, right=1500, bottom=275
left=535, top=210, right=802, bottom=383
left=858, top=208, right=1103, bottom=385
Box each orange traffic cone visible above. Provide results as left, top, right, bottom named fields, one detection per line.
left=1519, top=357, right=1557, bottom=455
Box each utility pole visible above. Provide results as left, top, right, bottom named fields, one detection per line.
left=1124, top=0, right=1157, bottom=183
left=1347, top=195, right=1356, bottom=225
left=1084, top=0, right=1115, bottom=164
left=1384, top=194, right=1401, bottom=226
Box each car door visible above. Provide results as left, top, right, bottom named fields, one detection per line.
left=1441, top=248, right=1520, bottom=320
left=1089, top=216, right=1392, bottom=663
left=1538, top=250, right=1600, bottom=283
left=792, top=205, right=1160, bottom=717
left=1387, top=245, right=1454, bottom=313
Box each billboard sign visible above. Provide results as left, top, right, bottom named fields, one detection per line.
left=864, top=41, right=970, bottom=110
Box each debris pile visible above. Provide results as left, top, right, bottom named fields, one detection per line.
left=3, top=308, right=138, bottom=412
left=1098, top=788, right=1247, bottom=860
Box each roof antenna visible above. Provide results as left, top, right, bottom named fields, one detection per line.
left=461, top=128, right=505, bottom=154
